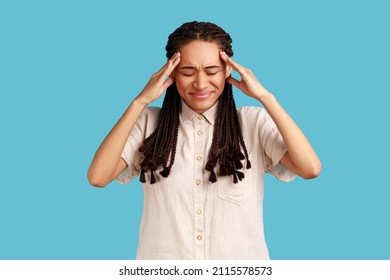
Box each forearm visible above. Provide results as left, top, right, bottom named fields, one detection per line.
left=87, top=52, right=180, bottom=187
left=257, top=92, right=321, bottom=178
left=219, top=52, right=321, bottom=178
left=87, top=99, right=146, bottom=187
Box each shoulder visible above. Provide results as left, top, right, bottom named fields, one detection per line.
left=142, top=106, right=161, bottom=116
left=237, top=106, right=269, bottom=123
left=138, top=106, right=161, bottom=124
left=131, top=107, right=161, bottom=138
left=237, top=106, right=265, bottom=114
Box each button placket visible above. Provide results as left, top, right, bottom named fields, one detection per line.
left=192, top=115, right=205, bottom=259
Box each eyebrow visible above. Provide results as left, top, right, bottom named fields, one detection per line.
left=179, top=65, right=221, bottom=70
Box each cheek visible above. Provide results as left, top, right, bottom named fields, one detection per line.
left=213, top=73, right=227, bottom=87
left=174, top=78, right=191, bottom=97
left=175, top=76, right=193, bottom=89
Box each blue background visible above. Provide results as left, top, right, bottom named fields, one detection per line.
left=1, top=0, right=389, bottom=260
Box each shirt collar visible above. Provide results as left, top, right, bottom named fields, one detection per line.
left=180, top=100, right=218, bottom=125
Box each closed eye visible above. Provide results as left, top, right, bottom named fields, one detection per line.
left=180, top=70, right=219, bottom=76
left=181, top=72, right=195, bottom=77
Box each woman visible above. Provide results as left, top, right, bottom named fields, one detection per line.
left=87, top=21, right=321, bottom=259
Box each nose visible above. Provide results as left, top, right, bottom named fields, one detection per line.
left=192, top=72, right=208, bottom=90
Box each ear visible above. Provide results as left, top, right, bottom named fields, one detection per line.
left=225, top=64, right=232, bottom=78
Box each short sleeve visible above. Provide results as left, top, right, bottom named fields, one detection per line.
left=115, top=107, right=160, bottom=185
left=258, top=108, right=296, bottom=182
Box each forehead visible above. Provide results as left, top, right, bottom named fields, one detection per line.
left=178, top=40, right=222, bottom=66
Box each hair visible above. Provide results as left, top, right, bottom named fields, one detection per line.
left=139, top=21, right=251, bottom=184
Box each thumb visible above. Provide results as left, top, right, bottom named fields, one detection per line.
left=161, top=76, right=175, bottom=92
left=226, top=76, right=240, bottom=88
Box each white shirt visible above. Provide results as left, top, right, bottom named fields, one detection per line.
left=117, top=101, right=296, bottom=259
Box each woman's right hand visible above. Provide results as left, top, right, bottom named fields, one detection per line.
left=135, top=52, right=181, bottom=106
left=88, top=52, right=181, bottom=187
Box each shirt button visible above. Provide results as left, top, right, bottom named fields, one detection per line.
left=197, top=130, right=203, bottom=136
left=197, top=115, right=203, bottom=120
left=195, top=179, right=201, bottom=185
left=196, top=209, right=202, bottom=215
left=196, top=156, right=202, bottom=161
left=197, top=235, right=202, bottom=241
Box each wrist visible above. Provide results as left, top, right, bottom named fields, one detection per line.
left=255, top=90, right=274, bottom=104
left=132, top=97, right=149, bottom=109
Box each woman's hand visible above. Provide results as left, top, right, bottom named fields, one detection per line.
left=135, top=52, right=181, bottom=106
left=220, top=51, right=271, bottom=102
left=221, top=51, right=321, bottom=179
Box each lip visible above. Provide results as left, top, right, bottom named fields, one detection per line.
left=190, top=91, right=213, bottom=99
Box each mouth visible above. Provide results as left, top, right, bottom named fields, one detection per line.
left=190, top=91, right=213, bottom=99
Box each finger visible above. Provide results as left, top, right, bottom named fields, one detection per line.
left=154, top=61, right=169, bottom=76
left=226, top=76, right=241, bottom=88
left=162, top=53, right=181, bottom=77
left=161, top=76, right=175, bottom=92
left=220, top=51, right=246, bottom=75
left=155, top=52, right=180, bottom=77
left=156, top=56, right=180, bottom=85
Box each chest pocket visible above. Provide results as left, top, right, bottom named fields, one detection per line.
left=217, top=155, right=254, bottom=205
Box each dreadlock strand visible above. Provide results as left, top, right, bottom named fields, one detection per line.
left=138, top=85, right=180, bottom=184
left=230, top=87, right=252, bottom=169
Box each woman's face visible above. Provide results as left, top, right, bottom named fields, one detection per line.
left=173, top=40, right=231, bottom=114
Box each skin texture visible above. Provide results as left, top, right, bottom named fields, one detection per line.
left=87, top=39, right=321, bottom=187
left=172, top=41, right=231, bottom=113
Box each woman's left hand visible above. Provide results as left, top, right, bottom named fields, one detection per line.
left=220, top=51, right=271, bottom=101
left=221, top=51, right=322, bottom=179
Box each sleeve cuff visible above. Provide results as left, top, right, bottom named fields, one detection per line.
left=268, top=148, right=297, bottom=183
left=269, top=162, right=297, bottom=182
left=115, top=157, right=140, bottom=184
